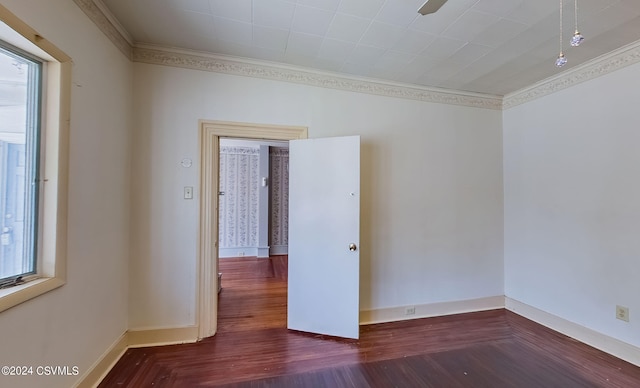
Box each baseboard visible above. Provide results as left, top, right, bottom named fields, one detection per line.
left=76, top=326, right=199, bottom=387
left=505, top=297, right=640, bottom=367
left=77, top=297, right=640, bottom=387
left=360, top=296, right=505, bottom=325
left=270, top=245, right=288, bottom=255
left=74, top=332, right=128, bottom=388
left=219, top=246, right=287, bottom=257
left=219, top=247, right=258, bottom=258
left=128, top=325, right=199, bottom=348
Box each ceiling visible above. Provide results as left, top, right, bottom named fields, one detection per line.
left=100, top=0, right=640, bottom=96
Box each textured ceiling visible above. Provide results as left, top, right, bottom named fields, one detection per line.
left=100, top=0, right=640, bottom=96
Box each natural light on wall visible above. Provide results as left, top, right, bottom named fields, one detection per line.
left=0, top=7, right=71, bottom=312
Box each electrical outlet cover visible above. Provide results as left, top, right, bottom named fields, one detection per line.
left=616, top=305, right=629, bottom=322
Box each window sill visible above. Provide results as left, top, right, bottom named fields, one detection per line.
left=0, top=276, right=65, bottom=313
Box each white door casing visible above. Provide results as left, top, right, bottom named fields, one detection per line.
left=198, top=120, right=307, bottom=339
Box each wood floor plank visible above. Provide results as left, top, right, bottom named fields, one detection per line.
left=98, top=256, right=640, bottom=387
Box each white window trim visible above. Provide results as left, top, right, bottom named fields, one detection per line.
left=0, top=5, right=70, bottom=312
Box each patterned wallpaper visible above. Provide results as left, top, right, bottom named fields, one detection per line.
left=219, top=146, right=259, bottom=249
left=218, top=145, right=289, bottom=254
left=270, top=148, right=289, bottom=248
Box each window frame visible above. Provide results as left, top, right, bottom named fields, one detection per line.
left=0, top=40, right=43, bottom=286
left=0, top=5, right=71, bottom=312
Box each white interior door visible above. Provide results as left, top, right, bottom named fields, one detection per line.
left=288, top=135, right=360, bottom=339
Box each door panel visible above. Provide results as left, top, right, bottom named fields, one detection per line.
left=287, top=135, right=360, bottom=339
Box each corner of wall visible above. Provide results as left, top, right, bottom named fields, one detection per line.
left=75, top=326, right=199, bottom=387
left=505, top=297, right=640, bottom=367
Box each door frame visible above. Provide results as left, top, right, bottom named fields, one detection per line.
left=197, top=120, right=307, bottom=339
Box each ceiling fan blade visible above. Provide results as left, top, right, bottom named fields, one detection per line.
left=417, top=0, right=448, bottom=15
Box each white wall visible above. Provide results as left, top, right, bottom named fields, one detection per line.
left=129, top=63, right=504, bottom=329
left=0, top=0, right=636, bottom=384
left=504, top=62, right=640, bottom=348
left=0, top=1, right=132, bottom=387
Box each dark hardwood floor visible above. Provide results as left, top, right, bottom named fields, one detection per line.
left=99, top=255, right=640, bottom=387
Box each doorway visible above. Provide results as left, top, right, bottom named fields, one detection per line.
left=216, top=138, right=290, bottom=333
left=197, top=120, right=307, bottom=339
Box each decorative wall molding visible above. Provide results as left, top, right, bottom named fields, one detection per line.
left=75, top=0, right=640, bottom=110
left=503, top=40, right=640, bottom=109
left=72, top=0, right=132, bottom=59
left=133, top=46, right=503, bottom=110
left=75, top=0, right=499, bottom=109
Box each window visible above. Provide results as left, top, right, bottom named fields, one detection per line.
left=0, top=7, right=71, bottom=312
left=0, top=41, right=41, bottom=288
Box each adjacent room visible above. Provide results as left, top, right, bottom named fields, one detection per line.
left=0, top=0, right=639, bottom=387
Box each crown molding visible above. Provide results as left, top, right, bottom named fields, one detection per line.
left=72, top=0, right=132, bottom=59
left=132, top=46, right=503, bottom=110
left=92, top=0, right=135, bottom=45
left=72, top=0, right=501, bottom=109
left=74, top=0, right=640, bottom=111
left=503, top=39, right=640, bottom=109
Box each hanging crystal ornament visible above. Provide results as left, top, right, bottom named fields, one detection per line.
left=571, top=0, right=584, bottom=46
left=571, top=31, right=584, bottom=46
left=556, top=0, right=567, bottom=67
